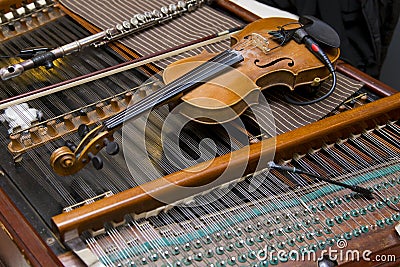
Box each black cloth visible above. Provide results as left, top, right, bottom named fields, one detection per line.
left=257, top=0, right=400, bottom=77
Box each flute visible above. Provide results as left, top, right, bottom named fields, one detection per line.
left=0, top=0, right=211, bottom=80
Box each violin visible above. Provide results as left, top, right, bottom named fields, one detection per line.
left=50, top=17, right=340, bottom=176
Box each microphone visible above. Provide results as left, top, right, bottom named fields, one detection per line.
left=269, top=16, right=340, bottom=106
left=292, top=16, right=339, bottom=74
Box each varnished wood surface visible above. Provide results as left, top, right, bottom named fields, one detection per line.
left=0, top=187, right=63, bottom=266
left=214, top=0, right=260, bottom=22
left=0, top=1, right=398, bottom=266
left=336, top=61, right=399, bottom=97
left=0, top=0, right=25, bottom=12
left=277, top=224, right=400, bottom=266
left=215, top=0, right=399, bottom=97
left=52, top=92, right=400, bottom=241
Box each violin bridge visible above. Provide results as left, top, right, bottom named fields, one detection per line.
left=250, top=33, right=271, bottom=54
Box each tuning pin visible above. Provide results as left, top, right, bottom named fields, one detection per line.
left=31, top=13, right=39, bottom=26
left=360, top=94, right=368, bottom=101
left=104, top=138, right=119, bottom=155
left=78, top=124, right=90, bottom=138
left=8, top=22, right=16, bottom=32
left=348, top=99, right=356, bottom=108
left=124, top=92, right=133, bottom=105
left=65, top=140, right=77, bottom=151
left=151, top=82, right=161, bottom=92
left=88, top=153, right=103, bottom=170
left=52, top=3, right=62, bottom=15
left=41, top=8, right=50, bottom=20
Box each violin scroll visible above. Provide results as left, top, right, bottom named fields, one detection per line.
left=50, top=124, right=119, bottom=176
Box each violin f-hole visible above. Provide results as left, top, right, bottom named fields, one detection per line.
left=254, top=57, right=294, bottom=68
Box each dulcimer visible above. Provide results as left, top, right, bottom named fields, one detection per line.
left=50, top=16, right=340, bottom=176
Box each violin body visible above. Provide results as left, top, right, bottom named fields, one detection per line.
left=163, top=17, right=340, bottom=124
left=50, top=17, right=340, bottom=176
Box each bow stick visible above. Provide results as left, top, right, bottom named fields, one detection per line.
left=0, top=26, right=243, bottom=110
left=0, top=0, right=211, bottom=80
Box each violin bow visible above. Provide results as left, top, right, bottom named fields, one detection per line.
left=0, top=26, right=243, bottom=110
left=0, top=0, right=213, bottom=81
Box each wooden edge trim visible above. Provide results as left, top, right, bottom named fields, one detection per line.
left=277, top=225, right=400, bottom=267
left=336, top=61, right=398, bottom=97
left=0, top=187, right=63, bottom=266
left=214, top=0, right=261, bottom=22
left=52, top=92, right=400, bottom=240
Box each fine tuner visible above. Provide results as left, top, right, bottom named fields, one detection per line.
left=50, top=16, right=340, bottom=176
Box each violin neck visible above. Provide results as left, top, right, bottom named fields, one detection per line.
left=104, top=49, right=244, bottom=130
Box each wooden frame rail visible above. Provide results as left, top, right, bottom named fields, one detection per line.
left=0, top=1, right=399, bottom=266
left=52, top=92, right=400, bottom=241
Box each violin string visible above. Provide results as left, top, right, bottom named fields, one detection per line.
left=103, top=49, right=237, bottom=129
left=82, top=121, right=400, bottom=264
left=104, top=49, right=232, bottom=124
left=103, top=49, right=242, bottom=129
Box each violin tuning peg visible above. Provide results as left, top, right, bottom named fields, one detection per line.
left=104, top=138, right=119, bottom=156
left=88, top=152, right=103, bottom=170
left=65, top=140, right=77, bottom=151
left=77, top=124, right=90, bottom=138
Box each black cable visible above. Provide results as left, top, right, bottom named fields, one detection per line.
left=284, top=35, right=337, bottom=106
left=284, top=69, right=336, bottom=106
left=268, top=162, right=372, bottom=198
left=268, top=162, right=400, bottom=212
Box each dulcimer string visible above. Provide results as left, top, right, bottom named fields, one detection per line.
left=0, top=26, right=243, bottom=111
left=103, top=49, right=244, bottom=130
